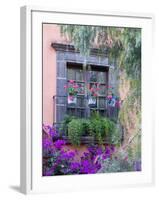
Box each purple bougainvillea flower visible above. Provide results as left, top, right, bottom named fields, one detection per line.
left=110, top=144, right=115, bottom=152
left=43, top=166, right=54, bottom=176
left=102, top=154, right=108, bottom=160
left=42, top=138, right=52, bottom=149
left=68, top=151, right=76, bottom=158
left=87, top=146, right=94, bottom=154
left=96, top=147, right=103, bottom=155
left=83, top=152, right=90, bottom=157
left=80, top=159, right=99, bottom=174
left=70, top=162, right=80, bottom=171
left=96, top=162, right=101, bottom=170
left=80, top=160, right=89, bottom=173
left=60, top=151, right=76, bottom=160
left=74, top=149, right=79, bottom=155
left=105, top=146, right=111, bottom=155
left=48, top=125, right=59, bottom=138
left=134, top=160, right=141, bottom=171
left=49, top=127, right=59, bottom=138
left=101, top=146, right=112, bottom=160
left=88, top=145, right=98, bottom=155
left=43, top=133, right=118, bottom=175
left=54, top=139, right=66, bottom=149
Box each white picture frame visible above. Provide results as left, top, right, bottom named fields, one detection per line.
left=20, top=6, right=154, bottom=194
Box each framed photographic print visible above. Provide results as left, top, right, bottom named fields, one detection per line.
left=20, top=6, right=154, bottom=194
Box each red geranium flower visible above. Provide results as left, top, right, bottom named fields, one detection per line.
left=73, top=84, right=79, bottom=89
left=69, top=80, right=75, bottom=84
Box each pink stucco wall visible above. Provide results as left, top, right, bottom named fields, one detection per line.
left=43, top=24, right=67, bottom=125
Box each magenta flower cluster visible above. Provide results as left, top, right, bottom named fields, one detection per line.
left=42, top=124, right=141, bottom=175
left=42, top=124, right=116, bottom=176
left=54, top=140, right=66, bottom=149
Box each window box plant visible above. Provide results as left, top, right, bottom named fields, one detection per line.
left=88, top=96, right=97, bottom=107
left=59, top=113, right=120, bottom=146
left=87, top=84, right=99, bottom=107
left=64, top=80, right=79, bottom=105
left=67, top=95, right=77, bottom=105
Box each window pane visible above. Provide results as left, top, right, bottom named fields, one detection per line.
left=98, top=84, right=106, bottom=96
left=98, top=72, right=106, bottom=83
left=99, top=110, right=106, bottom=117
left=67, top=68, right=75, bottom=80
left=89, top=71, right=97, bottom=82
left=67, top=108, right=75, bottom=116
left=66, top=64, right=108, bottom=119
left=77, top=83, right=85, bottom=95
left=77, top=96, right=85, bottom=107
left=76, top=109, right=85, bottom=118
left=98, top=97, right=105, bottom=108
left=76, top=69, right=84, bottom=81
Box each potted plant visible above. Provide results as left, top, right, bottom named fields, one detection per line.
left=67, top=119, right=84, bottom=146
left=88, top=113, right=117, bottom=145
left=64, top=80, right=79, bottom=105
left=88, top=95, right=97, bottom=107
left=87, top=84, right=99, bottom=107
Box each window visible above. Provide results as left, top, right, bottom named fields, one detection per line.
left=52, top=43, right=110, bottom=129
left=66, top=62, right=109, bottom=118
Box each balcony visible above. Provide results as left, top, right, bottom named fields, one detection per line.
left=52, top=95, right=120, bottom=144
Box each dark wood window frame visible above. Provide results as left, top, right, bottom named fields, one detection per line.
left=51, top=43, right=114, bottom=136
left=66, top=62, right=109, bottom=118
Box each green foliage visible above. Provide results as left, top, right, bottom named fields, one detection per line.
left=60, top=24, right=141, bottom=163
left=104, top=27, right=141, bottom=81
left=89, top=118, right=103, bottom=144
left=67, top=119, right=84, bottom=146
left=98, top=136, right=141, bottom=173
left=64, top=111, right=119, bottom=146
left=61, top=25, right=97, bottom=57
left=123, top=29, right=141, bottom=80
left=98, top=149, right=134, bottom=173
left=107, top=122, right=121, bottom=145
left=61, top=25, right=141, bottom=84
left=59, top=115, right=76, bottom=135
left=89, top=112, right=118, bottom=145
left=80, top=119, right=92, bottom=136
left=98, top=157, right=133, bottom=173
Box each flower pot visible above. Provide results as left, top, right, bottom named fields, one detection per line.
left=107, top=97, right=116, bottom=107
left=68, top=95, right=77, bottom=105
left=88, top=97, right=96, bottom=107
